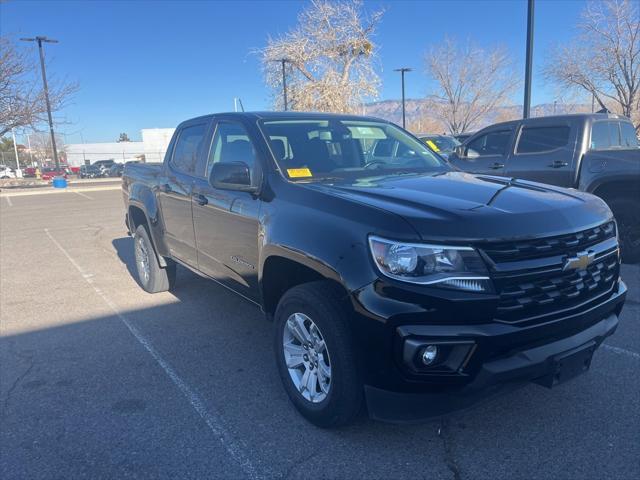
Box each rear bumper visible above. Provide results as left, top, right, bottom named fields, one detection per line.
left=363, top=281, right=626, bottom=423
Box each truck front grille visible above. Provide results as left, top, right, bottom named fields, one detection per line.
left=483, top=222, right=616, bottom=263
left=494, top=252, right=619, bottom=324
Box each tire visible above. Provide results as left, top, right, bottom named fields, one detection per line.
left=608, top=197, right=640, bottom=264
left=274, top=281, right=363, bottom=428
left=133, top=224, right=176, bottom=293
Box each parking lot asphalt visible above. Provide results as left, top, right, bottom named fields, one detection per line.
left=1, top=189, right=638, bottom=480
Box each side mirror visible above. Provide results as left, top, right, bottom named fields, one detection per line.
left=210, top=162, right=256, bottom=191
left=454, top=145, right=466, bottom=158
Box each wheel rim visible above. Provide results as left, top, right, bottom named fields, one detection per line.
left=135, top=236, right=150, bottom=284
left=282, top=313, right=332, bottom=403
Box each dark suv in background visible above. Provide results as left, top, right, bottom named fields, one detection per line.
left=449, top=114, right=640, bottom=262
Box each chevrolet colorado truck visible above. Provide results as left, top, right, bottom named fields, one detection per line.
left=122, top=112, right=627, bottom=427
left=448, top=113, right=640, bottom=262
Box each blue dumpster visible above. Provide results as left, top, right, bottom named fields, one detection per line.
left=52, top=176, right=68, bottom=189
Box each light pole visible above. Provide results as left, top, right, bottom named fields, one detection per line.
left=26, top=134, right=34, bottom=165
left=11, top=128, right=21, bottom=175
left=523, top=0, right=535, bottom=118
left=20, top=36, right=60, bottom=170
left=394, top=68, right=412, bottom=129
left=275, top=59, right=289, bottom=111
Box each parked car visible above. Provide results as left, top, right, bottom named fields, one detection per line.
left=419, top=134, right=461, bottom=159
left=79, top=164, right=103, bottom=178
left=122, top=112, right=626, bottom=427
left=92, top=159, right=116, bottom=175
left=0, top=165, right=16, bottom=179
left=109, top=163, right=125, bottom=177
left=448, top=113, right=640, bottom=262
left=40, top=167, right=69, bottom=181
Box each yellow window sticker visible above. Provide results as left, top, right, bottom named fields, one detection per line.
left=287, top=168, right=313, bottom=178
left=425, top=140, right=440, bottom=152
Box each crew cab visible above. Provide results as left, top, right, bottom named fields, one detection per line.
left=448, top=113, right=640, bottom=262
left=122, top=112, right=626, bottom=427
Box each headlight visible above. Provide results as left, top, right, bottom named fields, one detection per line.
left=368, top=236, right=492, bottom=292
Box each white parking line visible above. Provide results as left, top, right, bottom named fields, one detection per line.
left=44, top=228, right=263, bottom=480
left=602, top=343, right=640, bottom=360
left=73, top=191, right=93, bottom=200
left=4, top=196, right=12, bottom=207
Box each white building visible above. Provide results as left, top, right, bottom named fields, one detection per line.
left=65, top=127, right=175, bottom=167
left=141, top=128, right=175, bottom=163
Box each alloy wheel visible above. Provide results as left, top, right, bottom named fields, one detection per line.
left=282, top=312, right=332, bottom=403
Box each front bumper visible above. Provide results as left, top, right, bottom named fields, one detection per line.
left=356, top=280, right=627, bottom=423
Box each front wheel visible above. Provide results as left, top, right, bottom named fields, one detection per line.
left=274, top=281, right=363, bottom=428
left=608, top=197, right=640, bottom=264
left=133, top=225, right=176, bottom=293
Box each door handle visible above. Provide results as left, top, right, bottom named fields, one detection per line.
left=158, top=183, right=171, bottom=193
left=193, top=194, right=208, bottom=206
left=489, top=162, right=505, bottom=169
left=549, top=161, right=569, bottom=168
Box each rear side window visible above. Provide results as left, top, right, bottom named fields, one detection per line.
left=466, top=130, right=512, bottom=157
left=516, top=126, right=570, bottom=154
left=172, top=123, right=207, bottom=174
left=620, top=122, right=639, bottom=148
left=591, top=121, right=622, bottom=150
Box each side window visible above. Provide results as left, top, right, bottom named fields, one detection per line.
left=171, top=123, right=206, bottom=174
left=467, top=130, right=511, bottom=157
left=608, top=122, right=621, bottom=147
left=208, top=122, right=258, bottom=176
left=591, top=121, right=623, bottom=150
left=590, top=122, right=610, bottom=150
left=516, top=126, right=570, bottom=154
left=620, top=122, right=639, bottom=148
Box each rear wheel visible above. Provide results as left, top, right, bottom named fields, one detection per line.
left=133, top=224, right=176, bottom=292
left=608, top=197, right=640, bottom=264
left=274, top=281, right=362, bottom=428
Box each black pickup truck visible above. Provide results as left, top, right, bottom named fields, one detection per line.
left=122, top=112, right=627, bottom=427
left=448, top=113, right=640, bottom=262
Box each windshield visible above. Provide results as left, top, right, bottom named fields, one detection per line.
left=260, top=119, right=448, bottom=181
left=420, top=135, right=460, bottom=154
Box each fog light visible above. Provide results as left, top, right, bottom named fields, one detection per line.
left=421, top=345, right=438, bottom=365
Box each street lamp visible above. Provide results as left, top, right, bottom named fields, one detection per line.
left=394, top=68, right=412, bottom=129
left=274, top=59, right=289, bottom=111
left=523, top=0, right=535, bottom=118
left=20, top=36, right=60, bottom=170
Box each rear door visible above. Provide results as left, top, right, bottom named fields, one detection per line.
left=450, top=128, right=514, bottom=175
left=156, top=120, right=210, bottom=267
left=505, top=120, right=576, bottom=187
left=191, top=119, right=262, bottom=301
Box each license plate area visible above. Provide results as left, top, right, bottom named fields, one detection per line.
left=534, top=341, right=596, bottom=388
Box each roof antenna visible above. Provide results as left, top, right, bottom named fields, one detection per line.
left=237, top=98, right=245, bottom=112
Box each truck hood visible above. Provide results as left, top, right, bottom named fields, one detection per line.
left=304, top=172, right=612, bottom=242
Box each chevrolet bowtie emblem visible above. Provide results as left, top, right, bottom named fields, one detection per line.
left=563, top=250, right=596, bottom=271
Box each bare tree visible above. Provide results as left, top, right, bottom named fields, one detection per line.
left=545, top=0, right=640, bottom=129
left=28, top=131, right=65, bottom=163
left=0, top=37, right=78, bottom=137
left=259, top=0, right=383, bottom=113
left=424, top=37, right=520, bottom=134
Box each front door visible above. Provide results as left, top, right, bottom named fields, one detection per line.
left=192, top=120, right=262, bottom=301
left=157, top=121, right=208, bottom=266
left=449, top=129, right=514, bottom=176
left=505, top=121, right=576, bottom=187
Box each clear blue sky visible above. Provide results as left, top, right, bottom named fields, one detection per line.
left=1, top=0, right=587, bottom=143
